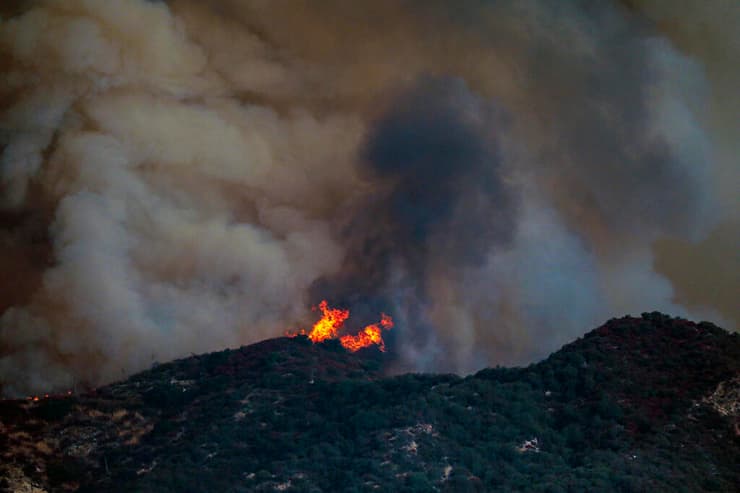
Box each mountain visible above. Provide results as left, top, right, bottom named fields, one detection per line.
left=1, top=312, right=738, bottom=492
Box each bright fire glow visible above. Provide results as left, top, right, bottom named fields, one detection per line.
left=304, top=300, right=350, bottom=343
left=340, top=313, right=394, bottom=352
left=294, top=300, right=393, bottom=352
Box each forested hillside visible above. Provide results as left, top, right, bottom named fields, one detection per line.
left=2, top=313, right=738, bottom=492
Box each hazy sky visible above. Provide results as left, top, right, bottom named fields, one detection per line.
left=0, top=0, right=737, bottom=397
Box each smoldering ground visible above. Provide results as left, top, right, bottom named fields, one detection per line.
left=0, top=0, right=737, bottom=396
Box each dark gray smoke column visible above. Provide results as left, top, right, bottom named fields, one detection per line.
left=310, top=77, right=517, bottom=367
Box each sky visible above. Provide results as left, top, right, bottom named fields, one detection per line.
left=0, top=0, right=737, bottom=397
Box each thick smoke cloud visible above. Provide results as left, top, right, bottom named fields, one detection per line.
left=625, top=0, right=740, bottom=329
left=365, top=78, right=514, bottom=262
left=0, top=0, right=735, bottom=396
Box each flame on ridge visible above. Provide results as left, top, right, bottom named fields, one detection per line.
left=293, top=300, right=393, bottom=352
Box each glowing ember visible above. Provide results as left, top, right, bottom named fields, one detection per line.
left=294, top=300, right=393, bottom=352
left=27, top=391, right=73, bottom=401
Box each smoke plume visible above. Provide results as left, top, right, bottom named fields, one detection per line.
left=0, top=0, right=736, bottom=396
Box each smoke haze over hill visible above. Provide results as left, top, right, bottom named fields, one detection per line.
left=0, top=0, right=737, bottom=396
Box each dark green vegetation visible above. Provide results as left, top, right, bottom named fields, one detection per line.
left=1, top=313, right=739, bottom=492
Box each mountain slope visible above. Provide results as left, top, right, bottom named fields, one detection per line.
left=1, top=313, right=738, bottom=492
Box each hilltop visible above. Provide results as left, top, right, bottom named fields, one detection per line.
left=1, top=312, right=738, bottom=492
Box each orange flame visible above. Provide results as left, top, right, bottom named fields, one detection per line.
left=294, top=300, right=393, bottom=352
left=340, top=313, right=394, bottom=352
left=304, top=300, right=350, bottom=343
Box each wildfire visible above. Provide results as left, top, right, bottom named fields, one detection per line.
left=293, top=300, right=393, bottom=352
left=27, top=391, right=73, bottom=402
left=304, top=300, right=350, bottom=343
left=340, top=313, right=394, bottom=352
